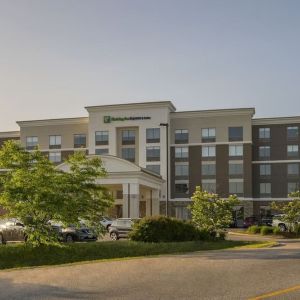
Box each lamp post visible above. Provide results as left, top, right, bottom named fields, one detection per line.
left=160, top=123, right=169, bottom=217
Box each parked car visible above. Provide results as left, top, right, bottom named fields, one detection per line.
left=243, top=216, right=258, bottom=228
left=100, top=216, right=113, bottom=230
left=0, top=218, right=62, bottom=244
left=272, top=214, right=293, bottom=232
left=108, top=218, right=138, bottom=240
left=62, top=224, right=97, bottom=243
left=260, top=216, right=273, bottom=226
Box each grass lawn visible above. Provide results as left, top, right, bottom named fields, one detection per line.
left=0, top=240, right=271, bottom=270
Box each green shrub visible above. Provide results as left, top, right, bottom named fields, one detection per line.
left=247, top=225, right=261, bottom=234
left=293, top=224, right=300, bottom=236
left=260, top=226, right=274, bottom=235
left=129, top=216, right=213, bottom=243
left=272, top=227, right=282, bottom=235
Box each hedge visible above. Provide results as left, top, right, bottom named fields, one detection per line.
left=129, top=216, right=214, bottom=243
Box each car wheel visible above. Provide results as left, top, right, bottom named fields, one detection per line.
left=279, top=224, right=286, bottom=232
left=0, top=234, right=6, bottom=245
left=110, top=232, right=118, bottom=241
left=65, top=234, right=74, bottom=243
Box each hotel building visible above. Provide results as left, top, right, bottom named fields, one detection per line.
left=0, top=101, right=299, bottom=224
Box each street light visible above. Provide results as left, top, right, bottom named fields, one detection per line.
left=160, top=123, right=169, bottom=217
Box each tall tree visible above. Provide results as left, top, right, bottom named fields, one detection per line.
left=0, top=141, right=113, bottom=246
left=271, top=191, right=300, bottom=232
left=189, top=186, right=239, bottom=233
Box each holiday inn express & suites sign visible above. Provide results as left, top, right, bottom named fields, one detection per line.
left=103, top=116, right=151, bottom=123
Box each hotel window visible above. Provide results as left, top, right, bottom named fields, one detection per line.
left=259, top=146, right=270, bottom=159
left=202, top=146, right=216, bottom=157
left=287, top=145, right=299, bottom=157
left=287, top=163, right=299, bottom=176
left=228, top=127, right=243, bottom=142
left=122, top=130, right=135, bottom=145
left=175, top=183, right=189, bottom=194
left=175, top=147, right=188, bottom=159
left=229, top=163, right=243, bottom=176
left=175, top=164, right=189, bottom=177
left=175, top=129, right=189, bottom=144
left=122, top=148, right=135, bottom=162
left=259, top=128, right=270, bottom=139
left=287, top=126, right=299, bottom=139
left=146, top=128, right=160, bottom=143
left=95, top=131, right=109, bottom=145
left=229, top=145, right=243, bottom=157
left=146, top=146, right=160, bottom=162
left=201, top=180, right=216, bottom=193
left=260, top=183, right=271, bottom=196
left=260, top=164, right=271, bottom=176
left=74, top=134, right=86, bottom=148
left=49, top=135, right=61, bottom=149
left=175, top=206, right=190, bottom=220
left=26, top=136, right=38, bottom=150
left=95, top=148, right=109, bottom=155
left=49, top=152, right=61, bottom=163
left=288, top=182, right=299, bottom=194
left=229, top=181, right=244, bottom=195
left=146, top=164, right=160, bottom=175
left=201, top=128, right=216, bottom=142
left=201, top=163, right=216, bottom=176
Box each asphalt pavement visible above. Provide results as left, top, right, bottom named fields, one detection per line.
left=0, top=233, right=300, bottom=300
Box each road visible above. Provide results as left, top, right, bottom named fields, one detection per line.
left=0, top=234, right=300, bottom=300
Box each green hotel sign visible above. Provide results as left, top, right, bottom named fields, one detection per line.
left=104, top=116, right=151, bottom=123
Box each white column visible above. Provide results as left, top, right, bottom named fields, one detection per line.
left=122, top=183, right=129, bottom=218
left=151, top=189, right=160, bottom=216
left=146, top=190, right=152, bottom=216
left=129, top=183, right=140, bottom=218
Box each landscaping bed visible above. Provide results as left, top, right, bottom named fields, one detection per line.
left=245, top=225, right=300, bottom=238
left=0, top=240, right=263, bottom=270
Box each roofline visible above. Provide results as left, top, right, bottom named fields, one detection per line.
left=85, top=101, right=176, bottom=112
left=0, top=131, right=20, bottom=138
left=17, top=117, right=89, bottom=127
left=170, top=107, right=255, bottom=119
left=252, top=116, right=300, bottom=125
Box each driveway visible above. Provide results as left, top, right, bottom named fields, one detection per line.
left=0, top=236, right=300, bottom=299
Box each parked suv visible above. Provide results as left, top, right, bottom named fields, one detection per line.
left=108, top=218, right=138, bottom=240
left=100, top=216, right=113, bottom=231
left=62, top=225, right=97, bottom=243
left=0, top=219, right=62, bottom=244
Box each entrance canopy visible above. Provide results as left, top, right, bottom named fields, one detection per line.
left=57, top=155, right=164, bottom=218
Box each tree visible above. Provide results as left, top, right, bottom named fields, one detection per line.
left=271, top=191, right=300, bottom=232
left=0, top=141, right=113, bottom=246
left=189, top=186, right=239, bottom=233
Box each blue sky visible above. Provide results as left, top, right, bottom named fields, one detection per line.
left=1, top=0, right=300, bottom=130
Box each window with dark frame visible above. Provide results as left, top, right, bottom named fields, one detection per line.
left=95, top=131, right=109, bottom=145
left=146, top=146, right=160, bottom=162
left=74, top=134, right=86, bottom=148
left=121, top=148, right=135, bottom=162
left=201, top=128, right=216, bottom=142
left=122, top=130, right=135, bottom=145
left=49, top=135, right=61, bottom=149
left=228, top=127, right=243, bottom=141
left=146, top=164, right=160, bottom=175
left=175, top=129, right=189, bottom=144
left=259, top=128, right=270, bottom=139
left=287, top=126, right=299, bottom=139
left=146, top=128, right=160, bottom=143
left=26, top=136, right=38, bottom=150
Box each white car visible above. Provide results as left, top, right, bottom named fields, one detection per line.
left=100, top=217, right=113, bottom=230
left=272, top=214, right=300, bottom=232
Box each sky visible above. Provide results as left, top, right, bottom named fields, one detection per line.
left=1, top=0, right=300, bottom=131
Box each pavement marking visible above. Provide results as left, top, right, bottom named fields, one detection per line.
left=248, top=284, right=300, bottom=299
